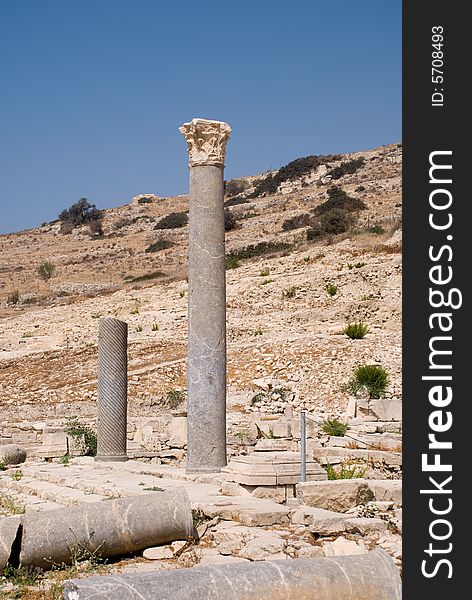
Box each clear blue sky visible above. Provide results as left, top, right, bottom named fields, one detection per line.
left=0, top=0, right=401, bottom=234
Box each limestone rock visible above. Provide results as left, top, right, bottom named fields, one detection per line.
left=368, top=480, right=402, bottom=505
left=322, top=536, right=368, bottom=557
left=238, top=532, right=286, bottom=561
left=142, top=546, right=174, bottom=560
left=297, top=479, right=374, bottom=512
left=291, top=506, right=350, bottom=534
left=0, top=444, right=27, bottom=465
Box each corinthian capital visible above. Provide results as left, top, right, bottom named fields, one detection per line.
left=179, top=118, right=231, bottom=167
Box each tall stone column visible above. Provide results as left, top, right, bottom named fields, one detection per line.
left=179, top=118, right=231, bottom=473
left=95, top=317, right=128, bottom=462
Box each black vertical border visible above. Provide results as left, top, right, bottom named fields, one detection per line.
left=403, top=1, right=466, bottom=597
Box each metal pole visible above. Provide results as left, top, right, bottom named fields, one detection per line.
left=300, top=410, right=306, bottom=482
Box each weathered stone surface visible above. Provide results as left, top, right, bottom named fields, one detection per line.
left=297, top=479, right=374, bottom=512
left=142, top=546, right=174, bottom=560
left=313, top=447, right=401, bottom=468
left=1, top=489, right=193, bottom=570
left=222, top=451, right=327, bottom=486
left=368, top=479, right=402, bottom=505
left=181, top=118, right=231, bottom=474
left=356, top=398, right=402, bottom=421
left=344, top=517, right=389, bottom=535
left=64, top=550, right=401, bottom=599
left=0, top=444, right=27, bottom=465
left=291, top=506, right=350, bottom=534
left=322, top=536, right=368, bottom=557
left=238, top=532, right=286, bottom=561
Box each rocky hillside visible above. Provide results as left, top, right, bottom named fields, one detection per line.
left=0, top=144, right=402, bottom=425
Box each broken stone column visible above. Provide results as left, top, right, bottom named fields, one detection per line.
left=95, top=317, right=128, bottom=462
left=179, top=118, right=231, bottom=473
left=63, top=549, right=401, bottom=599
left=0, top=489, right=193, bottom=571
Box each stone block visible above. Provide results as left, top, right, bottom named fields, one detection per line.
left=368, top=480, right=402, bottom=505
left=357, top=399, right=402, bottom=422
left=291, top=506, right=350, bottom=534
left=296, top=479, right=374, bottom=512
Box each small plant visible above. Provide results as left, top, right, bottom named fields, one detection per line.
left=282, top=286, right=297, bottom=298
left=37, top=260, right=55, bottom=281
left=152, top=323, right=159, bottom=331
left=345, top=364, right=389, bottom=399
left=10, top=470, right=23, bottom=481
left=166, top=389, right=185, bottom=408
left=260, top=278, right=273, bottom=286
left=250, top=387, right=288, bottom=406
left=56, top=454, right=71, bottom=465
left=325, top=461, right=366, bottom=480
left=225, top=255, right=240, bottom=269
left=343, top=322, right=369, bottom=339
left=145, top=240, right=174, bottom=253
left=303, top=256, right=311, bottom=263
left=135, top=325, right=143, bottom=332
left=326, top=283, right=338, bottom=296
left=253, top=327, right=263, bottom=336
left=259, top=268, right=270, bottom=276
left=0, top=492, right=25, bottom=516
left=91, top=312, right=102, bottom=319
left=154, top=212, right=188, bottom=230
left=322, top=418, right=348, bottom=437
left=130, top=306, right=139, bottom=315
left=7, top=290, right=20, bottom=304
left=355, top=262, right=366, bottom=268
left=1, top=563, right=41, bottom=586
left=368, top=225, right=385, bottom=235
left=0, top=462, right=6, bottom=471
left=143, top=486, right=165, bottom=492
left=65, top=417, right=97, bottom=456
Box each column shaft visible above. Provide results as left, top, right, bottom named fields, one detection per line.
left=95, top=317, right=128, bottom=462
left=187, top=165, right=227, bottom=472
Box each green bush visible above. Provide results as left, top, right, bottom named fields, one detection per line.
left=322, top=418, right=348, bottom=437
left=125, top=271, right=166, bottom=282
left=247, top=154, right=341, bottom=198
left=225, top=255, right=240, bottom=269
left=306, top=224, right=324, bottom=240
left=154, top=212, right=188, bottom=229
left=329, top=157, right=365, bottom=180
left=145, top=240, right=174, bottom=253
left=346, top=364, right=389, bottom=398
left=65, top=417, right=97, bottom=456
left=282, top=213, right=313, bottom=231
left=368, top=225, right=385, bottom=235
left=318, top=208, right=355, bottom=234
left=166, top=390, right=185, bottom=408
left=343, top=322, right=369, bottom=339
left=325, top=462, right=366, bottom=480
left=59, top=198, right=102, bottom=232
left=226, top=241, right=292, bottom=263
left=314, top=186, right=366, bottom=216
left=326, top=283, right=338, bottom=296
left=37, top=260, right=55, bottom=281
